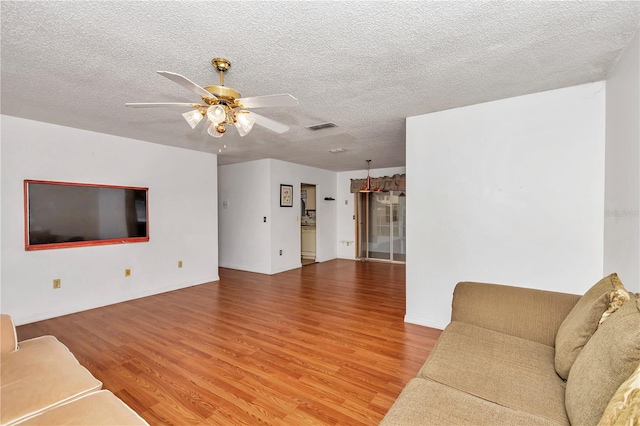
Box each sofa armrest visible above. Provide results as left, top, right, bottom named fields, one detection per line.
left=451, top=282, right=581, bottom=347
left=1, top=314, right=18, bottom=353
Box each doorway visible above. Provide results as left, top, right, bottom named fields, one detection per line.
left=301, top=183, right=316, bottom=265
left=356, top=191, right=406, bottom=262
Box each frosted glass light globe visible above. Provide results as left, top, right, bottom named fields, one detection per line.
left=234, top=112, right=256, bottom=137
left=206, top=105, right=226, bottom=125
left=207, top=122, right=223, bottom=138
left=182, top=110, right=204, bottom=129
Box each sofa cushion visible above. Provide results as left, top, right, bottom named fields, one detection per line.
left=598, top=362, right=640, bottom=426
left=12, top=390, right=149, bottom=425
left=0, top=335, right=102, bottom=425
left=1, top=314, right=17, bottom=354
left=565, top=296, right=640, bottom=426
left=380, top=378, right=562, bottom=426
left=451, top=282, right=580, bottom=347
left=555, top=273, right=629, bottom=380
left=418, top=321, right=569, bottom=425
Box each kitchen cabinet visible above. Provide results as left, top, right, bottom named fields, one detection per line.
left=301, top=227, right=316, bottom=259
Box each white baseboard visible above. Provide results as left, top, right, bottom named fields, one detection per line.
left=404, top=314, right=447, bottom=330
left=13, top=277, right=219, bottom=326
left=271, top=264, right=302, bottom=274
left=219, top=263, right=270, bottom=275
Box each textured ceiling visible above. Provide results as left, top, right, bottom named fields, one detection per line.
left=1, top=1, right=638, bottom=172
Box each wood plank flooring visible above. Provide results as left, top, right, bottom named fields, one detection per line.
left=16, top=259, right=442, bottom=425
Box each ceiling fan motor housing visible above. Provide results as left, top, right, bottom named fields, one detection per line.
left=205, top=57, right=240, bottom=103
left=203, top=85, right=241, bottom=103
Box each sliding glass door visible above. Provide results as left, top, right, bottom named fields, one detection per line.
left=357, top=191, right=406, bottom=262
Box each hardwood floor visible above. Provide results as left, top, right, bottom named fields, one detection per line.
left=16, top=260, right=441, bottom=425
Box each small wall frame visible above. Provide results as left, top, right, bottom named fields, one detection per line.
left=280, top=184, right=293, bottom=207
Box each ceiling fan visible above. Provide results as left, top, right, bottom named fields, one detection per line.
left=126, top=57, right=298, bottom=142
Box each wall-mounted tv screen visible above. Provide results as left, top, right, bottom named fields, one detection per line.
left=24, top=180, right=149, bottom=251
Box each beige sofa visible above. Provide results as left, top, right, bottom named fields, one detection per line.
left=0, top=314, right=148, bottom=425
left=381, top=274, right=640, bottom=425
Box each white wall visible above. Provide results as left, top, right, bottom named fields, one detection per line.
left=336, top=167, right=406, bottom=259
left=1, top=116, right=219, bottom=325
left=406, top=82, right=606, bottom=329
left=604, top=30, right=640, bottom=292
left=218, top=158, right=337, bottom=275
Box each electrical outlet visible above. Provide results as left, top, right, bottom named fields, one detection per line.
left=279, top=249, right=283, bottom=256
left=53, top=279, right=61, bottom=289
left=178, top=260, right=183, bottom=268
left=125, top=269, right=131, bottom=277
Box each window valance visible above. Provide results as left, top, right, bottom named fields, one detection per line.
left=350, top=173, right=406, bottom=193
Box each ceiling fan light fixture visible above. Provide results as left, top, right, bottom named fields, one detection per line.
left=182, top=109, right=204, bottom=129
left=206, top=105, right=226, bottom=125
left=234, top=111, right=256, bottom=137
left=128, top=57, right=297, bottom=141
left=207, top=122, right=224, bottom=138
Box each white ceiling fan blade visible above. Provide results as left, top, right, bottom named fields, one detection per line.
left=125, top=102, right=204, bottom=108
left=251, top=112, right=290, bottom=134
left=237, top=94, right=298, bottom=108
left=157, top=71, right=217, bottom=100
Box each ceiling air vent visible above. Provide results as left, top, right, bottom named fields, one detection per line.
left=306, top=122, right=337, bottom=131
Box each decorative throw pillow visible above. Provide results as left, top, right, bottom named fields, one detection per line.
left=555, top=273, right=629, bottom=380
left=565, top=296, right=640, bottom=426
left=598, top=362, right=640, bottom=426
left=598, top=274, right=631, bottom=326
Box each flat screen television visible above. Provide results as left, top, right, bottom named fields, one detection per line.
left=24, top=180, right=149, bottom=250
